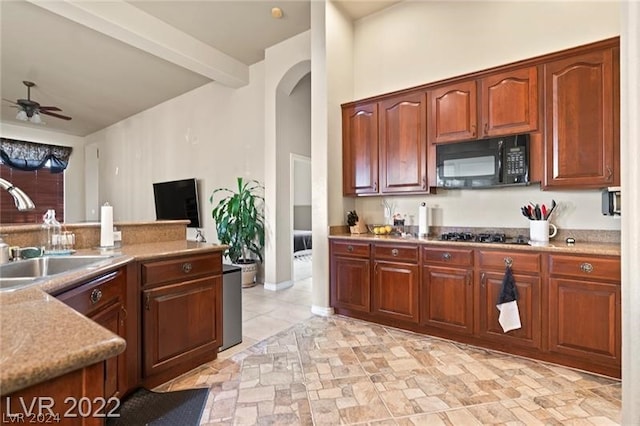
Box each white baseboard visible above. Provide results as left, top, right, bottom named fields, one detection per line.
left=263, top=280, right=293, bottom=291
left=311, top=305, right=334, bottom=317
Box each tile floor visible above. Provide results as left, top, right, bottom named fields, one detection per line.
left=156, top=255, right=622, bottom=425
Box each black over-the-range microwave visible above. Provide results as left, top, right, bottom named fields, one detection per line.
left=436, top=134, right=530, bottom=189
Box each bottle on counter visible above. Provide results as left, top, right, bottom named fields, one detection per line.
left=42, top=209, right=62, bottom=253
left=0, top=236, right=9, bottom=264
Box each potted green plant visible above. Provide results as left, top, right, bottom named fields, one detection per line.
left=210, top=177, right=265, bottom=287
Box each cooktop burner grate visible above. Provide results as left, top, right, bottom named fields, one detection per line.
left=440, top=232, right=529, bottom=245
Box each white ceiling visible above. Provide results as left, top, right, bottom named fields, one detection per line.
left=0, top=0, right=400, bottom=137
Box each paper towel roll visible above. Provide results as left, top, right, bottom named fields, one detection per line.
left=100, top=203, right=114, bottom=247
left=418, top=202, right=428, bottom=237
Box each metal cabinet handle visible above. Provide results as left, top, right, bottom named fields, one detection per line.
left=373, top=181, right=378, bottom=192
left=90, top=288, right=102, bottom=305
left=580, top=262, right=594, bottom=273
left=471, top=124, right=476, bottom=136
left=504, top=257, right=513, bottom=267
left=182, top=262, right=193, bottom=273
left=484, top=122, right=488, bottom=135
left=391, top=249, right=399, bottom=257
left=145, top=293, right=150, bottom=311
left=466, top=272, right=472, bottom=286
left=347, top=245, right=354, bottom=252
left=481, top=272, right=486, bottom=288
left=422, top=176, right=427, bottom=189
left=442, top=252, right=451, bottom=261
left=606, top=166, right=613, bottom=181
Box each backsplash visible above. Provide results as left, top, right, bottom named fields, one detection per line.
left=0, top=220, right=188, bottom=249
left=352, top=186, right=621, bottom=232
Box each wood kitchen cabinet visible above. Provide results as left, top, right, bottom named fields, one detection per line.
left=56, top=265, right=136, bottom=401
left=421, top=247, right=474, bottom=334
left=428, top=80, right=477, bottom=144
left=379, top=92, right=428, bottom=193
left=342, top=102, right=379, bottom=195
left=480, top=66, right=539, bottom=137
left=330, top=240, right=371, bottom=313
left=548, top=254, right=621, bottom=374
left=428, top=67, right=539, bottom=145
left=329, top=237, right=621, bottom=378
left=139, top=252, right=222, bottom=388
left=372, top=244, right=419, bottom=324
left=0, top=363, right=105, bottom=426
left=476, top=250, right=542, bottom=350
left=342, top=91, right=430, bottom=196
left=543, top=45, right=619, bottom=188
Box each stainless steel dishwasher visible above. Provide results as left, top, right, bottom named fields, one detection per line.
left=220, top=264, right=242, bottom=351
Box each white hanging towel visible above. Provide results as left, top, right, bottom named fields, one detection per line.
left=496, top=265, right=522, bottom=332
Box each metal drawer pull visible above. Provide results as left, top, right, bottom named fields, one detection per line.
left=504, top=257, right=513, bottom=267
left=182, top=262, right=193, bottom=273
left=90, top=289, right=102, bottom=305
left=580, top=262, right=594, bottom=273
left=442, top=252, right=451, bottom=261
left=347, top=245, right=354, bottom=252
left=391, top=249, right=399, bottom=257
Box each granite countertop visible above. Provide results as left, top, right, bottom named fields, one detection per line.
left=0, top=240, right=226, bottom=395
left=328, top=233, right=621, bottom=257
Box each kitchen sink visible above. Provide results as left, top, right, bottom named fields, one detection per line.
left=0, top=255, right=114, bottom=291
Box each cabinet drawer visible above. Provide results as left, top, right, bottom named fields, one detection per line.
left=141, top=252, right=222, bottom=287
left=477, top=250, right=541, bottom=274
left=423, top=247, right=473, bottom=266
left=374, top=244, right=418, bottom=263
left=57, top=269, right=125, bottom=316
left=549, top=255, right=620, bottom=282
left=331, top=240, right=371, bottom=258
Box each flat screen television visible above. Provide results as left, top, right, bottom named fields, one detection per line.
left=153, top=178, right=201, bottom=228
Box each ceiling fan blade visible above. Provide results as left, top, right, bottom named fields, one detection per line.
left=39, top=106, right=62, bottom=111
left=2, top=98, right=20, bottom=106
left=40, top=110, right=72, bottom=121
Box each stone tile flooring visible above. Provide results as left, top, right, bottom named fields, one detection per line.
left=156, top=315, right=621, bottom=425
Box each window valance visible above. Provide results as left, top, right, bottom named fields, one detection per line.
left=0, top=138, right=73, bottom=173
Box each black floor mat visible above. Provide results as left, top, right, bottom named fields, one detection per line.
left=106, top=387, right=209, bottom=426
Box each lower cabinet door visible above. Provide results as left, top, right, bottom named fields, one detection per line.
left=548, top=278, right=620, bottom=365
left=142, top=276, right=221, bottom=378
left=330, top=256, right=371, bottom=313
left=421, top=266, right=473, bottom=334
left=373, top=261, right=419, bottom=323
left=478, top=271, right=541, bottom=349
left=90, top=301, right=125, bottom=400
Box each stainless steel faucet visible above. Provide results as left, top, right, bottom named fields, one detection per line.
left=0, top=178, right=35, bottom=211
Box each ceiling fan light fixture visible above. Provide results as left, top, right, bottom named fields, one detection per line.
left=16, top=110, right=27, bottom=121
left=30, top=113, right=42, bottom=124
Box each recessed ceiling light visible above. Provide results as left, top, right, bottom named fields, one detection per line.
left=271, top=7, right=283, bottom=19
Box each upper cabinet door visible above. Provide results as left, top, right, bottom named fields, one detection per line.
left=342, top=102, right=379, bottom=195
left=379, top=93, right=428, bottom=193
left=428, top=80, right=477, bottom=144
left=544, top=48, right=619, bottom=188
left=480, top=67, right=539, bottom=137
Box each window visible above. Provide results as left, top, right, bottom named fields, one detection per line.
left=0, top=162, right=64, bottom=224
left=0, top=137, right=71, bottom=225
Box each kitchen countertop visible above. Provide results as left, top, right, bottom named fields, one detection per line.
left=329, top=233, right=621, bottom=257
left=0, top=240, right=226, bottom=395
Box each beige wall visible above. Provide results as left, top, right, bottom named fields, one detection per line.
left=0, top=122, right=86, bottom=223
left=263, top=31, right=311, bottom=288
left=84, top=62, right=266, bottom=243
left=348, top=1, right=621, bottom=231
left=621, top=2, right=640, bottom=422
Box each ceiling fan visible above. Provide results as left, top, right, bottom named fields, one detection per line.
left=3, top=81, right=72, bottom=122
